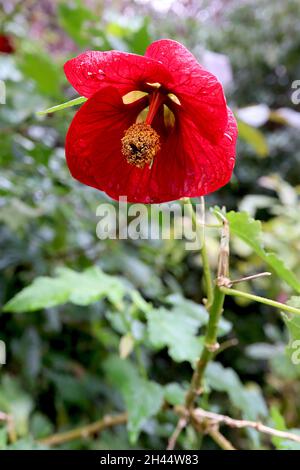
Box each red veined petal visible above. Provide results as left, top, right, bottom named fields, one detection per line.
left=64, top=50, right=172, bottom=98
left=66, top=87, right=237, bottom=203
left=138, top=106, right=237, bottom=202
left=65, top=87, right=149, bottom=195
left=145, top=39, right=228, bottom=142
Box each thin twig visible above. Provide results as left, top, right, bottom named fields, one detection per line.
left=218, top=272, right=271, bottom=288
left=193, top=408, right=300, bottom=445
left=208, top=428, right=236, bottom=450
left=214, top=338, right=239, bottom=356
left=39, top=413, right=127, bottom=446
left=167, top=417, right=187, bottom=450
left=229, top=272, right=271, bottom=286
left=216, top=209, right=230, bottom=282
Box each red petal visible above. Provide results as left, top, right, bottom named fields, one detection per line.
left=64, top=50, right=171, bottom=98
left=66, top=87, right=148, bottom=196
left=146, top=39, right=228, bottom=142
left=66, top=86, right=237, bottom=203
left=0, top=34, right=14, bottom=54
left=143, top=107, right=237, bottom=202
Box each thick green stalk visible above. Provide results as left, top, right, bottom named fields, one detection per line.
left=185, top=285, right=225, bottom=409
left=185, top=198, right=214, bottom=308
left=220, top=287, right=300, bottom=316
left=185, top=204, right=228, bottom=409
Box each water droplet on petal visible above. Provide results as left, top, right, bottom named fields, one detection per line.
left=224, top=133, right=233, bottom=142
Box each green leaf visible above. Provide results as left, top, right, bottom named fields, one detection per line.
left=0, top=376, right=33, bottom=438
left=8, top=437, right=47, bottom=450
left=206, top=362, right=267, bottom=420
left=146, top=305, right=205, bottom=364
left=3, top=266, right=126, bottom=313
left=280, top=438, right=300, bottom=450
left=30, top=413, right=54, bottom=440
left=227, top=211, right=300, bottom=292
left=19, top=52, right=61, bottom=98
left=167, top=294, right=232, bottom=336
left=0, top=198, right=41, bottom=231
left=0, top=428, right=7, bottom=450
left=58, top=0, right=96, bottom=46
left=282, top=297, right=300, bottom=371
left=206, top=362, right=267, bottom=446
left=237, top=119, right=268, bottom=157
left=164, top=383, right=186, bottom=406
left=270, top=405, right=300, bottom=450
left=127, top=18, right=151, bottom=55
left=270, top=351, right=300, bottom=380
left=37, top=96, right=87, bottom=116
left=46, top=371, right=90, bottom=407
left=270, top=406, right=287, bottom=449
left=166, top=294, right=208, bottom=323
left=146, top=295, right=231, bottom=364
left=104, top=356, right=163, bottom=443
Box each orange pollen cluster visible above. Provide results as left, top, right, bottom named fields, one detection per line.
left=121, top=123, right=161, bottom=169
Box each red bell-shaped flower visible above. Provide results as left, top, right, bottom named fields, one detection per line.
left=0, top=34, right=15, bottom=54
left=64, top=39, right=237, bottom=203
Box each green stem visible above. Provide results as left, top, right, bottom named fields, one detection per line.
left=135, top=344, right=147, bottom=379
left=220, top=287, right=300, bottom=316
left=185, top=198, right=214, bottom=308
left=185, top=285, right=225, bottom=409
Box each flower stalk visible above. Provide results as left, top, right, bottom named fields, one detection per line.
left=184, top=198, right=213, bottom=308
left=185, top=285, right=225, bottom=409
left=185, top=205, right=229, bottom=409
left=185, top=201, right=300, bottom=419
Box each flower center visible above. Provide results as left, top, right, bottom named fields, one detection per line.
left=121, top=123, right=160, bottom=169
left=121, top=90, right=164, bottom=169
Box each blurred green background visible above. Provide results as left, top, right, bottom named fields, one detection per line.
left=1, top=0, right=300, bottom=450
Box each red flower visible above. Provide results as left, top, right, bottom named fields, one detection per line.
left=0, top=34, right=15, bottom=54
left=64, top=39, right=237, bottom=203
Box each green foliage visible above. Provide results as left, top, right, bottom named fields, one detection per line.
left=147, top=306, right=204, bottom=363
left=104, top=356, right=164, bottom=443
left=1, top=0, right=300, bottom=452
left=206, top=362, right=267, bottom=446
left=146, top=295, right=231, bottom=363
left=282, top=297, right=300, bottom=371
left=19, top=51, right=62, bottom=98
left=0, top=376, right=33, bottom=438
left=58, top=0, right=97, bottom=47
left=270, top=407, right=300, bottom=450
left=126, top=18, right=151, bottom=55
left=227, top=211, right=300, bottom=292
left=270, top=406, right=287, bottom=449
left=237, top=120, right=269, bottom=157
left=3, top=267, right=126, bottom=312
left=206, top=362, right=267, bottom=422
left=164, top=383, right=186, bottom=406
